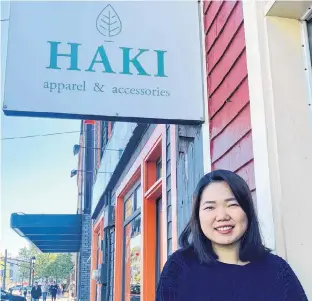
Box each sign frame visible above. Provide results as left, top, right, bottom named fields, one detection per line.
left=2, top=1, right=206, bottom=125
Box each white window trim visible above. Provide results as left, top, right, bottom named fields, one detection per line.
left=243, top=3, right=312, bottom=298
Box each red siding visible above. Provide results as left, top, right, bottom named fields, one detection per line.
left=204, top=1, right=255, bottom=193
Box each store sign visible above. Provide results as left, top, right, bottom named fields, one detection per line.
left=3, top=1, right=205, bottom=124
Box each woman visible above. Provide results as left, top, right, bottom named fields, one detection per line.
left=41, top=281, right=48, bottom=301
left=156, top=170, right=308, bottom=301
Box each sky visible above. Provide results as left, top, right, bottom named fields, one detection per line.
left=0, top=1, right=81, bottom=257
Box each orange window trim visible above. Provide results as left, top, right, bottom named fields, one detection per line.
left=114, top=196, right=124, bottom=301
left=114, top=167, right=140, bottom=301
left=90, top=231, right=97, bottom=301
left=145, top=178, right=162, bottom=201
left=114, top=126, right=165, bottom=301
left=144, top=137, right=162, bottom=191
left=119, top=167, right=141, bottom=198
left=141, top=161, right=157, bottom=301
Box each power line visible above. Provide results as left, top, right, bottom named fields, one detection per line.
left=1, top=130, right=81, bottom=141
left=0, top=19, right=9, bottom=22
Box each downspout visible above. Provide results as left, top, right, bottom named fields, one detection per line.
left=78, top=122, right=94, bottom=301
left=84, top=123, right=94, bottom=214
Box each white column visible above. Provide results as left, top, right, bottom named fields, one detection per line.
left=242, top=0, right=276, bottom=252
left=243, top=1, right=312, bottom=298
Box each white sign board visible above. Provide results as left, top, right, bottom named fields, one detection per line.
left=3, top=1, right=205, bottom=124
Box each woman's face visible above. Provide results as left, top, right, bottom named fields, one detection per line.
left=199, top=181, right=248, bottom=247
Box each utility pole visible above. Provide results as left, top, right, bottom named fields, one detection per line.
left=28, top=260, right=32, bottom=287
left=31, top=260, right=35, bottom=286
left=2, top=249, right=7, bottom=290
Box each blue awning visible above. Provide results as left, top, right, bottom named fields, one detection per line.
left=11, top=213, right=82, bottom=253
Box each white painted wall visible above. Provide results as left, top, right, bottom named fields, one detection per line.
left=243, top=1, right=312, bottom=298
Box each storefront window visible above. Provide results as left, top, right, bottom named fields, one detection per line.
left=125, top=194, right=134, bottom=220
left=123, top=184, right=142, bottom=301
left=308, top=19, right=312, bottom=63
left=124, top=215, right=141, bottom=301
left=96, top=234, right=101, bottom=266
left=156, top=158, right=162, bottom=180
left=135, top=185, right=142, bottom=210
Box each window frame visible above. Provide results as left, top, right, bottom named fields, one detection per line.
left=114, top=125, right=169, bottom=301
left=123, top=182, right=142, bottom=224
left=122, top=181, right=142, bottom=301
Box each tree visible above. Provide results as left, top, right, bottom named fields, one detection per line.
left=17, top=246, right=73, bottom=283
left=35, top=253, right=57, bottom=279
left=17, top=246, right=38, bottom=285
left=44, top=253, right=74, bottom=282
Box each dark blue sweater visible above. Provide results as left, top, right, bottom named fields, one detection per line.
left=156, top=247, right=308, bottom=301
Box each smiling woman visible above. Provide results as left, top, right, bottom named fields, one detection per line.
left=198, top=181, right=249, bottom=260
left=155, top=170, right=308, bottom=301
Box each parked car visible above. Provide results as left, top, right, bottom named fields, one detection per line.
left=0, top=289, right=26, bottom=301
left=7, top=287, right=22, bottom=297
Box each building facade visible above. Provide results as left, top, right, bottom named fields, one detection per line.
left=82, top=1, right=312, bottom=301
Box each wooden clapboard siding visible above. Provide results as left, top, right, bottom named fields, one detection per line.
left=204, top=0, right=256, bottom=194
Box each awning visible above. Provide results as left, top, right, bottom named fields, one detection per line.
left=11, top=213, right=82, bottom=253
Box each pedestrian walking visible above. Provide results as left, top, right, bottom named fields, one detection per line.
left=30, top=282, right=42, bottom=301
left=49, top=281, right=58, bottom=301
left=57, top=286, right=61, bottom=299
left=155, top=170, right=308, bottom=301
left=23, top=287, right=27, bottom=299
left=41, top=281, right=48, bottom=301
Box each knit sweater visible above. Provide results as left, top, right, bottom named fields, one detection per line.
left=155, top=247, right=308, bottom=301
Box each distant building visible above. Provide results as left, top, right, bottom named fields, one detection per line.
left=7, top=258, right=21, bottom=284
left=0, top=253, right=21, bottom=287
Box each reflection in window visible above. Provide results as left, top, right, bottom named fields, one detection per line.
left=156, top=158, right=162, bottom=180
left=308, top=19, right=312, bottom=64
left=124, top=215, right=141, bottom=301
left=135, top=185, right=142, bottom=209
left=125, top=194, right=134, bottom=220
left=96, top=234, right=101, bottom=266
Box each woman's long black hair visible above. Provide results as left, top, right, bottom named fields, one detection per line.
left=178, top=169, right=270, bottom=263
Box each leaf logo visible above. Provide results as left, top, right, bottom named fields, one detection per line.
left=96, top=4, right=122, bottom=39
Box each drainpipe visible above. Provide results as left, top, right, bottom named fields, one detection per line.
left=84, top=122, right=94, bottom=214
